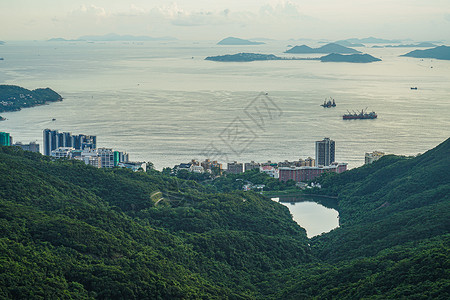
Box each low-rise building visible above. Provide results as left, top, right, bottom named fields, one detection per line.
left=279, top=162, right=347, bottom=183
left=201, top=159, right=222, bottom=173
left=13, top=141, right=40, bottom=153
left=51, top=147, right=75, bottom=159
left=97, top=148, right=115, bottom=168
left=227, top=161, right=243, bottom=174
left=260, top=165, right=279, bottom=178
left=245, top=161, right=260, bottom=171
left=190, top=165, right=204, bottom=173
left=118, top=161, right=147, bottom=172
left=365, top=151, right=385, bottom=164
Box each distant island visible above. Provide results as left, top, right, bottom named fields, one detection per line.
left=401, top=45, right=450, bottom=60
left=205, top=53, right=281, bottom=62
left=48, top=33, right=177, bottom=42
left=0, top=85, right=63, bottom=113
left=205, top=52, right=380, bottom=63
left=334, top=40, right=365, bottom=47
left=374, top=42, right=437, bottom=48
left=285, top=43, right=361, bottom=54
left=340, top=37, right=402, bottom=44
left=217, top=37, right=265, bottom=45
left=320, top=53, right=381, bottom=63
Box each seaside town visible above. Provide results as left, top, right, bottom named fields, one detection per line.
left=1, top=130, right=386, bottom=188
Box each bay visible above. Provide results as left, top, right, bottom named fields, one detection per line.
left=1, top=41, right=449, bottom=169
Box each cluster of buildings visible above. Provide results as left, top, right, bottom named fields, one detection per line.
left=0, top=131, right=40, bottom=152
left=43, top=129, right=146, bottom=171
left=278, top=138, right=347, bottom=182
left=0, top=130, right=146, bottom=172
left=173, top=138, right=348, bottom=184
left=2, top=130, right=388, bottom=181
left=173, top=159, right=223, bottom=174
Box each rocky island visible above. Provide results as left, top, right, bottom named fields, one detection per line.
left=320, top=53, right=381, bottom=63
left=285, top=43, right=361, bottom=54
left=0, top=85, right=63, bottom=113
left=217, top=37, right=265, bottom=45
left=401, top=45, right=450, bottom=60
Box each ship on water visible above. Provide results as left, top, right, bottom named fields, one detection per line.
left=321, top=97, right=336, bottom=108
left=343, top=108, right=377, bottom=120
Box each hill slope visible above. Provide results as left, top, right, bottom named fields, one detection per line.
left=309, top=138, right=450, bottom=262
left=0, top=146, right=310, bottom=298
left=0, top=85, right=62, bottom=113
left=0, top=138, right=449, bottom=298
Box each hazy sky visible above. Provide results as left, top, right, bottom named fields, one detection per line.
left=1, top=0, right=449, bottom=41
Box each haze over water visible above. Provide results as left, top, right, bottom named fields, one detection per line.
left=1, top=41, right=449, bottom=169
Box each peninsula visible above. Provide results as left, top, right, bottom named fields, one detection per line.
left=0, top=85, right=63, bottom=113
left=217, top=37, right=265, bottom=45
left=285, top=43, right=361, bottom=54
left=401, top=45, right=450, bottom=60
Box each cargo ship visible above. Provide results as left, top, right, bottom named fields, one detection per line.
left=321, top=97, right=336, bottom=108
left=343, top=109, right=377, bottom=120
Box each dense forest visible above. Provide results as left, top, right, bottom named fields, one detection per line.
left=0, top=138, right=449, bottom=298
left=0, top=85, right=63, bottom=113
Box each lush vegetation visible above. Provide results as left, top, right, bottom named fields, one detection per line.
left=0, top=85, right=63, bottom=113
left=164, top=167, right=300, bottom=193
left=0, top=146, right=310, bottom=299
left=0, top=138, right=449, bottom=298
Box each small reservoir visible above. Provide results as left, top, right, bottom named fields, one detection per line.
left=272, top=195, right=339, bottom=238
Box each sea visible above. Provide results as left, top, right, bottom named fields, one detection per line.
left=1, top=40, right=449, bottom=170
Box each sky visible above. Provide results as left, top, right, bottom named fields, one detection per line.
left=1, top=0, right=450, bottom=41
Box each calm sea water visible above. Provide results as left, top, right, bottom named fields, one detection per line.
left=1, top=41, right=449, bottom=169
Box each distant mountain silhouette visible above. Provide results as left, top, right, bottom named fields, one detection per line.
left=343, top=37, right=402, bottom=44
left=47, top=38, right=75, bottom=42
left=217, top=37, right=265, bottom=45
left=77, top=33, right=176, bottom=41
left=401, top=45, right=450, bottom=60
left=383, top=42, right=437, bottom=48
left=285, top=43, right=361, bottom=54
left=334, top=40, right=365, bottom=47
left=320, top=53, right=381, bottom=63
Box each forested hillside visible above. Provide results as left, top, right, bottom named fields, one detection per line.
left=0, top=85, right=62, bottom=113
left=0, top=139, right=449, bottom=298
left=0, top=146, right=310, bottom=299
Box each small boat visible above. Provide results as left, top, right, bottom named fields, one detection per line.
left=411, top=87, right=418, bottom=90
left=321, top=97, right=336, bottom=108
left=52, top=118, right=56, bottom=121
